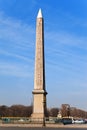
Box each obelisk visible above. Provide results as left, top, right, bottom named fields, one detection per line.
left=32, top=9, right=47, bottom=119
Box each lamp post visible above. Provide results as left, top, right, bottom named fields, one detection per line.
left=42, top=96, right=46, bottom=127
left=43, top=115, right=45, bottom=127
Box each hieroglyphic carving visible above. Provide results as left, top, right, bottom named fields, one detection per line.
left=34, top=18, right=44, bottom=89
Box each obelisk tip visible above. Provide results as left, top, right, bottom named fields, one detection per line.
left=37, top=8, right=43, bottom=18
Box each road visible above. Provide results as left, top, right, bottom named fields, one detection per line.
left=0, top=127, right=87, bottom=130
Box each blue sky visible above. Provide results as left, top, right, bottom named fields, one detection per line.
left=0, top=0, right=87, bottom=110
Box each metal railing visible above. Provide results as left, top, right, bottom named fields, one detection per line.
left=0, top=117, right=62, bottom=124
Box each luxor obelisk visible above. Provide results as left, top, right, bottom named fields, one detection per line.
left=32, top=9, right=47, bottom=119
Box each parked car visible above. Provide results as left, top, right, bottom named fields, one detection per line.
left=18, top=119, right=24, bottom=122
left=74, top=119, right=85, bottom=124
left=84, top=119, right=87, bottom=124
left=62, top=117, right=73, bottom=125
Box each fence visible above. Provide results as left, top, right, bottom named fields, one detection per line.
left=0, top=117, right=62, bottom=125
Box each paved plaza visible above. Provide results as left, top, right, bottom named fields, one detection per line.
left=0, top=127, right=87, bottom=130
left=0, top=124, right=87, bottom=130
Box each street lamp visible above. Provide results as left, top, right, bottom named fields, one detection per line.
left=42, top=96, right=46, bottom=127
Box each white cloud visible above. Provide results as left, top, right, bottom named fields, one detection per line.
left=0, top=12, right=35, bottom=50
left=0, top=49, right=33, bottom=62
left=0, top=12, right=35, bottom=77
left=45, top=30, right=87, bottom=48
left=0, top=61, right=33, bottom=77
left=45, top=30, right=87, bottom=73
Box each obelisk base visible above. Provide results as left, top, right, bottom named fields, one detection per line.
left=31, top=113, right=44, bottom=119
left=31, top=90, right=47, bottom=122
